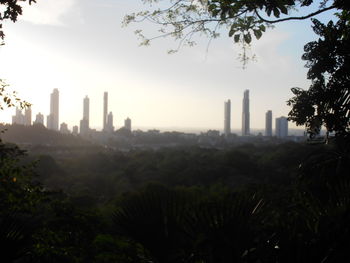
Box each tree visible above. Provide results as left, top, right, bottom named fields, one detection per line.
left=1, top=1, right=34, bottom=109
left=0, top=0, right=36, bottom=41
left=125, top=1, right=347, bottom=60
left=287, top=13, right=350, bottom=138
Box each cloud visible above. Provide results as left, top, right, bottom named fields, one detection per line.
left=20, top=0, right=77, bottom=26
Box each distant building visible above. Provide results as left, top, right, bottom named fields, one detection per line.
left=106, top=111, right=114, bottom=132
left=47, top=89, right=59, bottom=130
left=276, top=116, right=288, bottom=138
left=224, top=99, right=231, bottom=136
left=60, top=122, right=70, bottom=134
left=80, top=96, right=90, bottom=135
left=103, top=92, right=108, bottom=131
left=34, top=112, right=44, bottom=125
left=207, top=130, right=220, bottom=137
left=12, top=107, right=24, bottom=125
left=265, top=110, right=272, bottom=137
left=72, top=125, right=79, bottom=135
left=124, top=117, right=131, bottom=131
left=24, top=107, right=32, bottom=126
left=242, top=89, right=250, bottom=136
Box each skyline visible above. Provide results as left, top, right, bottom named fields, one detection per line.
left=0, top=0, right=336, bottom=130
left=12, top=88, right=291, bottom=136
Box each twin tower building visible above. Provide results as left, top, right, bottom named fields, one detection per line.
left=224, top=89, right=250, bottom=137
left=224, top=90, right=288, bottom=138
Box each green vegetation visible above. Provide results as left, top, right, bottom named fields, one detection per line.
left=1, top=136, right=350, bottom=262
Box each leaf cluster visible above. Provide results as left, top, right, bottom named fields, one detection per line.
left=288, top=12, right=350, bottom=137
left=0, top=0, right=36, bottom=40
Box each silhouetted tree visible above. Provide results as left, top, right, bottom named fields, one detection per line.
left=288, top=12, right=350, bottom=138
left=0, top=0, right=36, bottom=41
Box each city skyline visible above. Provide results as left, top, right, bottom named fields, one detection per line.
left=11, top=88, right=291, bottom=136
left=0, top=1, right=334, bottom=130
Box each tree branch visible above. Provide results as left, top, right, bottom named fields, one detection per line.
left=254, top=5, right=336, bottom=24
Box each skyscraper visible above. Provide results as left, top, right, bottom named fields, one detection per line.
left=47, top=89, right=59, bottom=130
left=34, top=113, right=44, bottom=125
left=276, top=116, right=288, bottom=138
left=124, top=117, right=131, bottom=131
left=80, top=96, right=90, bottom=135
left=103, top=92, right=108, bottom=131
left=12, top=107, right=24, bottom=125
left=83, top=96, right=89, bottom=122
left=224, top=99, right=231, bottom=136
left=60, top=122, right=70, bottom=134
left=106, top=112, right=114, bottom=132
left=265, top=110, right=272, bottom=137
left=24, top=107, right=32, bottom=126
left=72, top=125, right=79, bottom=136
left=242, top=89, right=250, bottom=136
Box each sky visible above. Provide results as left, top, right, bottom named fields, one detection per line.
left=0, top=0, right=336, bottom=132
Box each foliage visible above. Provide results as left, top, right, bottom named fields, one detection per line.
left=0, top=79, right=30, bottom=110
left=1, top=137, right=350, bottom=262
left=0, top=0, right=36, bottom=41
left=124, top=0, right=346, bottom=65
left=288, top=12, right=350, bottom=137
left=0, top=140, right=43, bottom=213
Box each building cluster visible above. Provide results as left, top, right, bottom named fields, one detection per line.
left=12, top=89, right=132, bottom=136
left=12, top=88, right=290, bottom=139
left=224, top=89, right=289, bottom=138
left=12, top=107, right=32, bottom=126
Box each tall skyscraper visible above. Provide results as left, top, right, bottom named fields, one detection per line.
left=80, top=96, right=90, bottom=135
left=103, top=92, right=108, bottom=131
left=242, top=89, right=250, bottom=136
left=276, top=116, right=288, bottom=138
left=106, top=112, right=114, bottom=132
left=12, top=107, right=24, bottom=125
left=47, top=89, right=59, bottom=130
left=83, top=96, right=89, bottom=122
left=124, top=117, right=131, bottom=131
left=265, top=110, right=272, bottom=137
left=72, top=125, right=79, bottom=135
left=24, top=107, right=32, bottom=126
left=224, top=99, right=231, bottom=136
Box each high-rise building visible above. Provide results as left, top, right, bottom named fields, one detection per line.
left=265, top=110, right=272, bottom=137
left=106, top=111, right=114, bottom=132
left=84, top=96, right=89, bottom=120
left=275, top=116, right=288, bottom=138
left=47, top=89, right=59, bottom=130
left=24, top=107, right=32, bottom=126
left=103, top=92, right=108, bottom=131
left=72, top=125, right=79, bottom=136
left=124, top=117, right=131, bottom=131
left=242, top=89, right=250, bottom=136
left=80, top=96, right=90, bottom=135
left=60, top=122, right=70, bottom=134
left=34, top=112, right=44, bottom=125
left=12, top=107, right=24, bottom=125
left=224, top=99, right=231, bottom=136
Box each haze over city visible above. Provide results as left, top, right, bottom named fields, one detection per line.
left=0, top=0, right=334, bottom=131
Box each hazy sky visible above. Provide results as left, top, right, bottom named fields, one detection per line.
left=0, top=0, right=335, bottom=132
